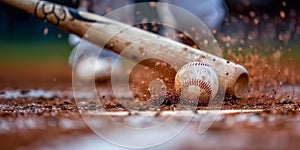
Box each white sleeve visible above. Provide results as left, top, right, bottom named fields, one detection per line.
left=68, top=34, right=82, bottom=46
left=162, top=0, right=227, bottom=29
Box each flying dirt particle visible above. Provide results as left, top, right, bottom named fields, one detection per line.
left=249, top=11, right=256, bottom=18
left=240, top=39, right=245, bottom=44
left=238, top=47, right=242, bottom=52
left=149, top=2, right=157, bottom=8
left=254, top=18, right=259, bottom=25
left=282, top=1, right=287, bottom=7
left=155, top=62, right=161, bottom=67
left=279, top=11, right=286, bottom=18
left=249, top=45, right=254, bottom=49
left=108, top=42, right=114, bottom=48
left=213, top=39, right=218, bottom=44
left=212, top=29, right=217, bottom=34
left=178, top=33, right=184, bottom=38
left=226, top=42, right=230, bottom=47
left=57, top=34, right=62, bottom=38
left=239, top=14, right=244, bottom=19
left=43, top=28, right=49, bottom=35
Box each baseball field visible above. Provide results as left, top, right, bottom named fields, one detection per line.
left=1, top=0, right=300, bottom=149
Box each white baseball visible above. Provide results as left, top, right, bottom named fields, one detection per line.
left=175, top=62, right=219, bottom=104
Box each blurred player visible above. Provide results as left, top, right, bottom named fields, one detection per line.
left=69, top=0, right=227, bottom=81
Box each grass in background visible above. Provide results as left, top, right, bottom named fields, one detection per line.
left=280, top=42, right=300, bottom=65
left=0, top=39, right=72, bottom=67
left=222, top=40, right=300, bottom=65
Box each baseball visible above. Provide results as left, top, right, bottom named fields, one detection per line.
left=175, top=62, right=219, bottom=104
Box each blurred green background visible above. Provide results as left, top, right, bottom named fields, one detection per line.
left=0, top=37, right=71, bottom=67
left=0, top=0, right=78, bottom=67
left=0, top=38, right=71, bottom=67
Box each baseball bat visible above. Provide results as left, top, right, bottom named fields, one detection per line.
left=1, top=0, right=249, bottom=98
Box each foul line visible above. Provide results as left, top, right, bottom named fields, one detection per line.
left=84, top=109, right=263, bottom=117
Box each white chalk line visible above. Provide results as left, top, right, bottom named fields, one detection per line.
left=84, top=109, right=263, bottom=117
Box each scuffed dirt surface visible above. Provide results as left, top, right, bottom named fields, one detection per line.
left=0, top=61, right=300, bottom=149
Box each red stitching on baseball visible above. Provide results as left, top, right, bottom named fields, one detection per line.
left=181, top=79, right=212, bottom=99
left=178, top=62, right=209, bottom=73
